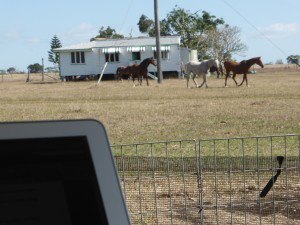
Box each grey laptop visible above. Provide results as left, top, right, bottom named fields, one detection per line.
left=0, top=120, right=131, bottom=225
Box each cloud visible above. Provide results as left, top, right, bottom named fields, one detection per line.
left=3, top=29, right=22, bottom=40
left=27, top=37, right=41, bottom=44
left=63, top=23, right=97, bottom=44
left=256, top=23, right=300, bottom=39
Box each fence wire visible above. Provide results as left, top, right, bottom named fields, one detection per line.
left=112, top=134, right=300, bottom=225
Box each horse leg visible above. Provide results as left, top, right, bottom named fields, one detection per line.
left=225, top=72, right=230, bottom=87
left=186, top=72, right=193, bottom=88
left=146, top=75, right=149, bottom=86
left=186, top=74, right=190, bottom=88
left=192, top=73, right=199, bottom=88
left=220, top=67, right=224, bottom=77
left=132, top=76, right=136, bottom=87
left=245, top=74, right=249, bottom=87
left=198, top=73, right=207, bottom=88
left=239, top=74, right=246, bottom=86
left=186, top=73, right=191, bottom=88
left=232, top=73, right=238, bottom=86
left=204, top=73, right=208, bottom=88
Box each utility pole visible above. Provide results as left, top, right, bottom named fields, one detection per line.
left=154, top=0, right=163, bottom=83
left=42, top=58, right=44, bottom=82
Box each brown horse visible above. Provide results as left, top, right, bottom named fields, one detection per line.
left=116, top=66, right=133, bottom=81
left=224, top=57, right=264, bottom=87
left=131, top=57, right=157, bottom=86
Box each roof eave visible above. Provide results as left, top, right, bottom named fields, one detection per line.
left=53, top=48, right=93, bottom=53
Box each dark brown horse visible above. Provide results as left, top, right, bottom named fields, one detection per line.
left=210, top=64, right=224, bottom=78
left=224, top=57, right=264, bottom=87
left=131, top=57, right=157, bottom=86
left=116, top=66, right=133, bottom=81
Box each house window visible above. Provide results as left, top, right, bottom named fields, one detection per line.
left=76, top=52, right=80, bottom=63
left=153, top=50, right=170, bottom=60
left=161, top=50, right=170, bottom=59
left=127, top=47, right=145, bottom=61
left=71, top=52, right=75, bottom=63
left=105, top=53, right=120, bottom=62
left=132, top=52, right=141, bottom=61
left=71, top=51, right=85, bottom=64
left=81, top=52, right=85, bottom=63
left=152, top=46, right=170, bottom=60
left=102, top=47, right=120, bottom=62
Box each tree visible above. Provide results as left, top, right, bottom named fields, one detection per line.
left=27, top=63, right=43, bottom=73
left=205, top=25, right=248, bottom=62
left=287, top=55, right=300, bottom=66
left=138, top=15, right=171, bottom=37
left=138, top=7, right=224, bottom=47
left=138, top=14, right=154, bottom=34
left=166, top=8, right=224, bottom=48
left=90, top=26, right=124, bottom=41
left=48, top=35, right=62, bottom=65
left=7, top=67, right=16, bottom=74
left=137, top=6, right=225, bottom=57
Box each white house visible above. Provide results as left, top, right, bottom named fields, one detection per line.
left=54, top=36, right=190, bottom=80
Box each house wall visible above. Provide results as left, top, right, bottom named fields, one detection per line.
left=60, top=50, right=100, bottom=76
left=59, top=45, right=184, bottom=77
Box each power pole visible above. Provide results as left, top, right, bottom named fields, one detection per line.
left=42, top=58, right=44, bottom=82
left=154, top=0, right=163, bottom=83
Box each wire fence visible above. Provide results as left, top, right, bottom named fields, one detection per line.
left=112, top=134, right=300, bottom=225
left=0, top=72, right=60, bottom=83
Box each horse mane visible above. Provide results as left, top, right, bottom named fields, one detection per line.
left=240, top=57, right=261, bottom=69
left=140, top=58, right=152, bottom=67
left=246, top=57, right=260, bottom=63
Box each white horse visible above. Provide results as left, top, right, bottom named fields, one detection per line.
left=183, top=59, right=219, bottom=88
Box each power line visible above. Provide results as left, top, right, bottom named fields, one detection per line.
left=118, top=0, right=135, bottom=35
left=95, top=0, right=135, bottom=85
left=222, top=0, right=290, bottom=59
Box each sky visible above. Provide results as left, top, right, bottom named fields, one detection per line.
left=0, top=0, right=299, bottom=71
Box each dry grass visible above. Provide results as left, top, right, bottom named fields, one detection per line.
left=122, top=171, right=300, bottom=225
left=0, top=71, right=299, bottom=145
left=1, top=72, right=299, bottom=224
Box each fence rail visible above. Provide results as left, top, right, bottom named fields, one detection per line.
left=112, top=134, right=300, bottom=225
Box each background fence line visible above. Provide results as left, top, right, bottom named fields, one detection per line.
left=112, top=134, right=300, bottom=225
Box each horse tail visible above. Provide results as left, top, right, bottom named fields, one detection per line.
left=116, top=67, right=121, bottom=80
left=219, top=63, right=224, bottom=75
left=181, top=62, right=187, bottom=77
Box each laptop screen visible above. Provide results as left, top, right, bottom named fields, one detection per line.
left=0, top=136, right=109, bottom=225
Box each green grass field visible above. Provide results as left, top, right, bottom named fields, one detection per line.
left=0, top=71, right=299, bottom=146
